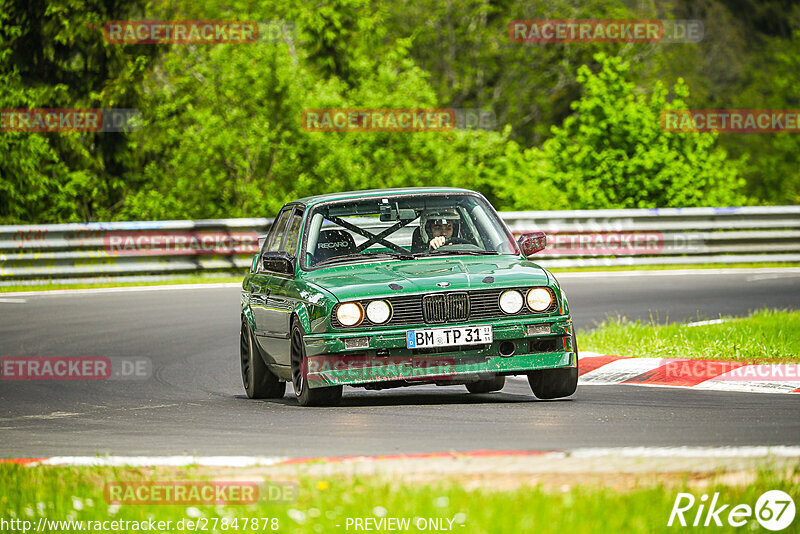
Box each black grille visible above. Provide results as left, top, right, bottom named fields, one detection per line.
left=422, top=293, right=469, bottom=323
left=332, top=287, right=558, bottom=329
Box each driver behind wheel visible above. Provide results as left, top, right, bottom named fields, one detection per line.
left=420, top=208, right=463, bottom=250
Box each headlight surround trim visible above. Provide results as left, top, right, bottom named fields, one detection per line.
left=365, top=299, right=392, bottom=324
left=336, top=302, right=364, bottom=327
left=526, top=287, right=554, bottom=312
left=499, top=289, right=524, bottom=314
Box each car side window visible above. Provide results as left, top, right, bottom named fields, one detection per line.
left=265, top=208, right=293, bottom=253
left=283, top=211, right=303, bottom=257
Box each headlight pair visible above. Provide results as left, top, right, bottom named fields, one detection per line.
left=336, top=300, right=392, bottom=326
left=499, top=288, right=553, bottom=314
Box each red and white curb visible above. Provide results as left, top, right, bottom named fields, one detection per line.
left=3, top=447, right=800, bottom=467
left=569, top=353, right=800, bottom=394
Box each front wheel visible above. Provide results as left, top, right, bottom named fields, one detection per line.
left=528, top=333, right=579, bottom=399
left=291, top=322, right=342, bottom=407
left=465, top=375, right=505, bottom=393
left=241, top=318, right=286, bottom=399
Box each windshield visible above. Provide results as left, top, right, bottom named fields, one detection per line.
left=301, top=193, right=518, bottom=269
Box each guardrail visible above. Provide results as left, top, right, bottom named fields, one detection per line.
left=1, top=206, right=798, bottom=283
left=0, top=219, right=271, bottom=282
left=502, top=205, right=800, bottom=268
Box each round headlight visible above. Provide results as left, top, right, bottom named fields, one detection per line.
left=499, top=290, right=524, bottom=314
left=527, top=288, right=553, bottom=312
left=336, top=302, right=364, bottom=326
left=366, top=300, right=392, bottom=324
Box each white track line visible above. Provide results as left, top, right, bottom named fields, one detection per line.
left=565, top=446, right=800, bottom=458
left=0, top=282, right=241, bottom=298
left=39, top=456, right=288, bottom=467
left=11, top=447, right=800, bottom=466
left=3, top=267, right=799, bottom=297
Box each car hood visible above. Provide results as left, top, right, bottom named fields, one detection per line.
left=302, top=255, right=550, bottom=302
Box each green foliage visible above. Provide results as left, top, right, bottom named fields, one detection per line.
left=581, top=309, right=800, bottom=364
left=387, top=0, right=800, bottom=206
left=0, top=64, right=70, bottom=224
left=119, top=0, right=555, bottom=219
left=2, top=0, right=795, bottom=223
left=2, top=463, right=799, bottom=534
left=0, top=0, right=156, bottom=223
left=527, top=54, right=746, bottom=209
left=725, top=30, right=800, bottom=205
left=379, top=0, right=636, bottom=146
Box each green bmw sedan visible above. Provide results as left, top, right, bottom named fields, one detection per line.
left=240, top=187, right=578, bottom=406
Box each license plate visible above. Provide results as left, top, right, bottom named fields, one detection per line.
left=406, top=326, right=493, bottom=348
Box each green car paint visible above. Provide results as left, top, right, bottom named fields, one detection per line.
left=241, top=187, right=577, bottom=393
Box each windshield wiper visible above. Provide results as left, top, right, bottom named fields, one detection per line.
left=415, top=250, right=500, bottom=257
left=314, top=252, right=413, bottom=267
left=383, top=251, right=415, bottom=260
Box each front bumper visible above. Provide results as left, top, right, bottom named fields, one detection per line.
left=304, top=316, right=576, bottom=388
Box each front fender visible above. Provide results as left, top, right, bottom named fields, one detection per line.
left=241, top=297, right=256, bottom=331
left=293, top=279, right=338, bottom=334
left=292, top=301, right=312, bottom=333
left=543, top=268, right=570, bottom=316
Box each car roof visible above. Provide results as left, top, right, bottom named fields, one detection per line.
left=291, top=187, right=479, bottom=208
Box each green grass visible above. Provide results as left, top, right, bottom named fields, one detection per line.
left=1, top=464, right=797, bottom=533
left=580, top=309, right=800, bottom=364
left=0, top=274, right=243, bottom=293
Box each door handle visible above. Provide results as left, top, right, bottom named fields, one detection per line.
left=250, top=292, right=269, bottom=304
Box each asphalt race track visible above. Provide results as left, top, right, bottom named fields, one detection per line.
left=1, top=269, right=799, bottom=458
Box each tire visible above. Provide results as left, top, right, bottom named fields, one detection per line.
left=291, top=322, right=342, bottom=407
left=240, top=318, right=286, bottom=399
left=465, top=375, right=505, bottom=393
left=527, top=333, right=579, bottom=400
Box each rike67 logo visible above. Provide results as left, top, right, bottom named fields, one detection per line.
left=669, top=490, right=795, bottom=530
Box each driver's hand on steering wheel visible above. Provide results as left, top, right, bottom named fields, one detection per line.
left=429, top=235, right=447, bottom=250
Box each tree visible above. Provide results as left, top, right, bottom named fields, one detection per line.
left=378, top=0, right=639, bottom=147
left=725, top=30, right=800, bottom=204
left=0, top=0, right=157, bottom=222
left=119, top=0, right=550, bottom=219
left=523, top=53, right=746, bottom=209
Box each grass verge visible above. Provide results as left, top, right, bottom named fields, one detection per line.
left=580, top=309, right=800, bottom=364
left=0, top=274, right=243, bottom=293
left=1, top=463, right=797, bottom=533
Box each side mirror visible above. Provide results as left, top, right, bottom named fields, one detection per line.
left=261, top=251, right=295, bottom=275
left=250, top=253, right=260, bottom=273
left=517, top=232, right=547, bottom=257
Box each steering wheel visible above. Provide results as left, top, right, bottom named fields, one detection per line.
left=435, top=238, right=482, bottom=251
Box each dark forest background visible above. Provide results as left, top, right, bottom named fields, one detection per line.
left=1, top=0, right=798, bottom=223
